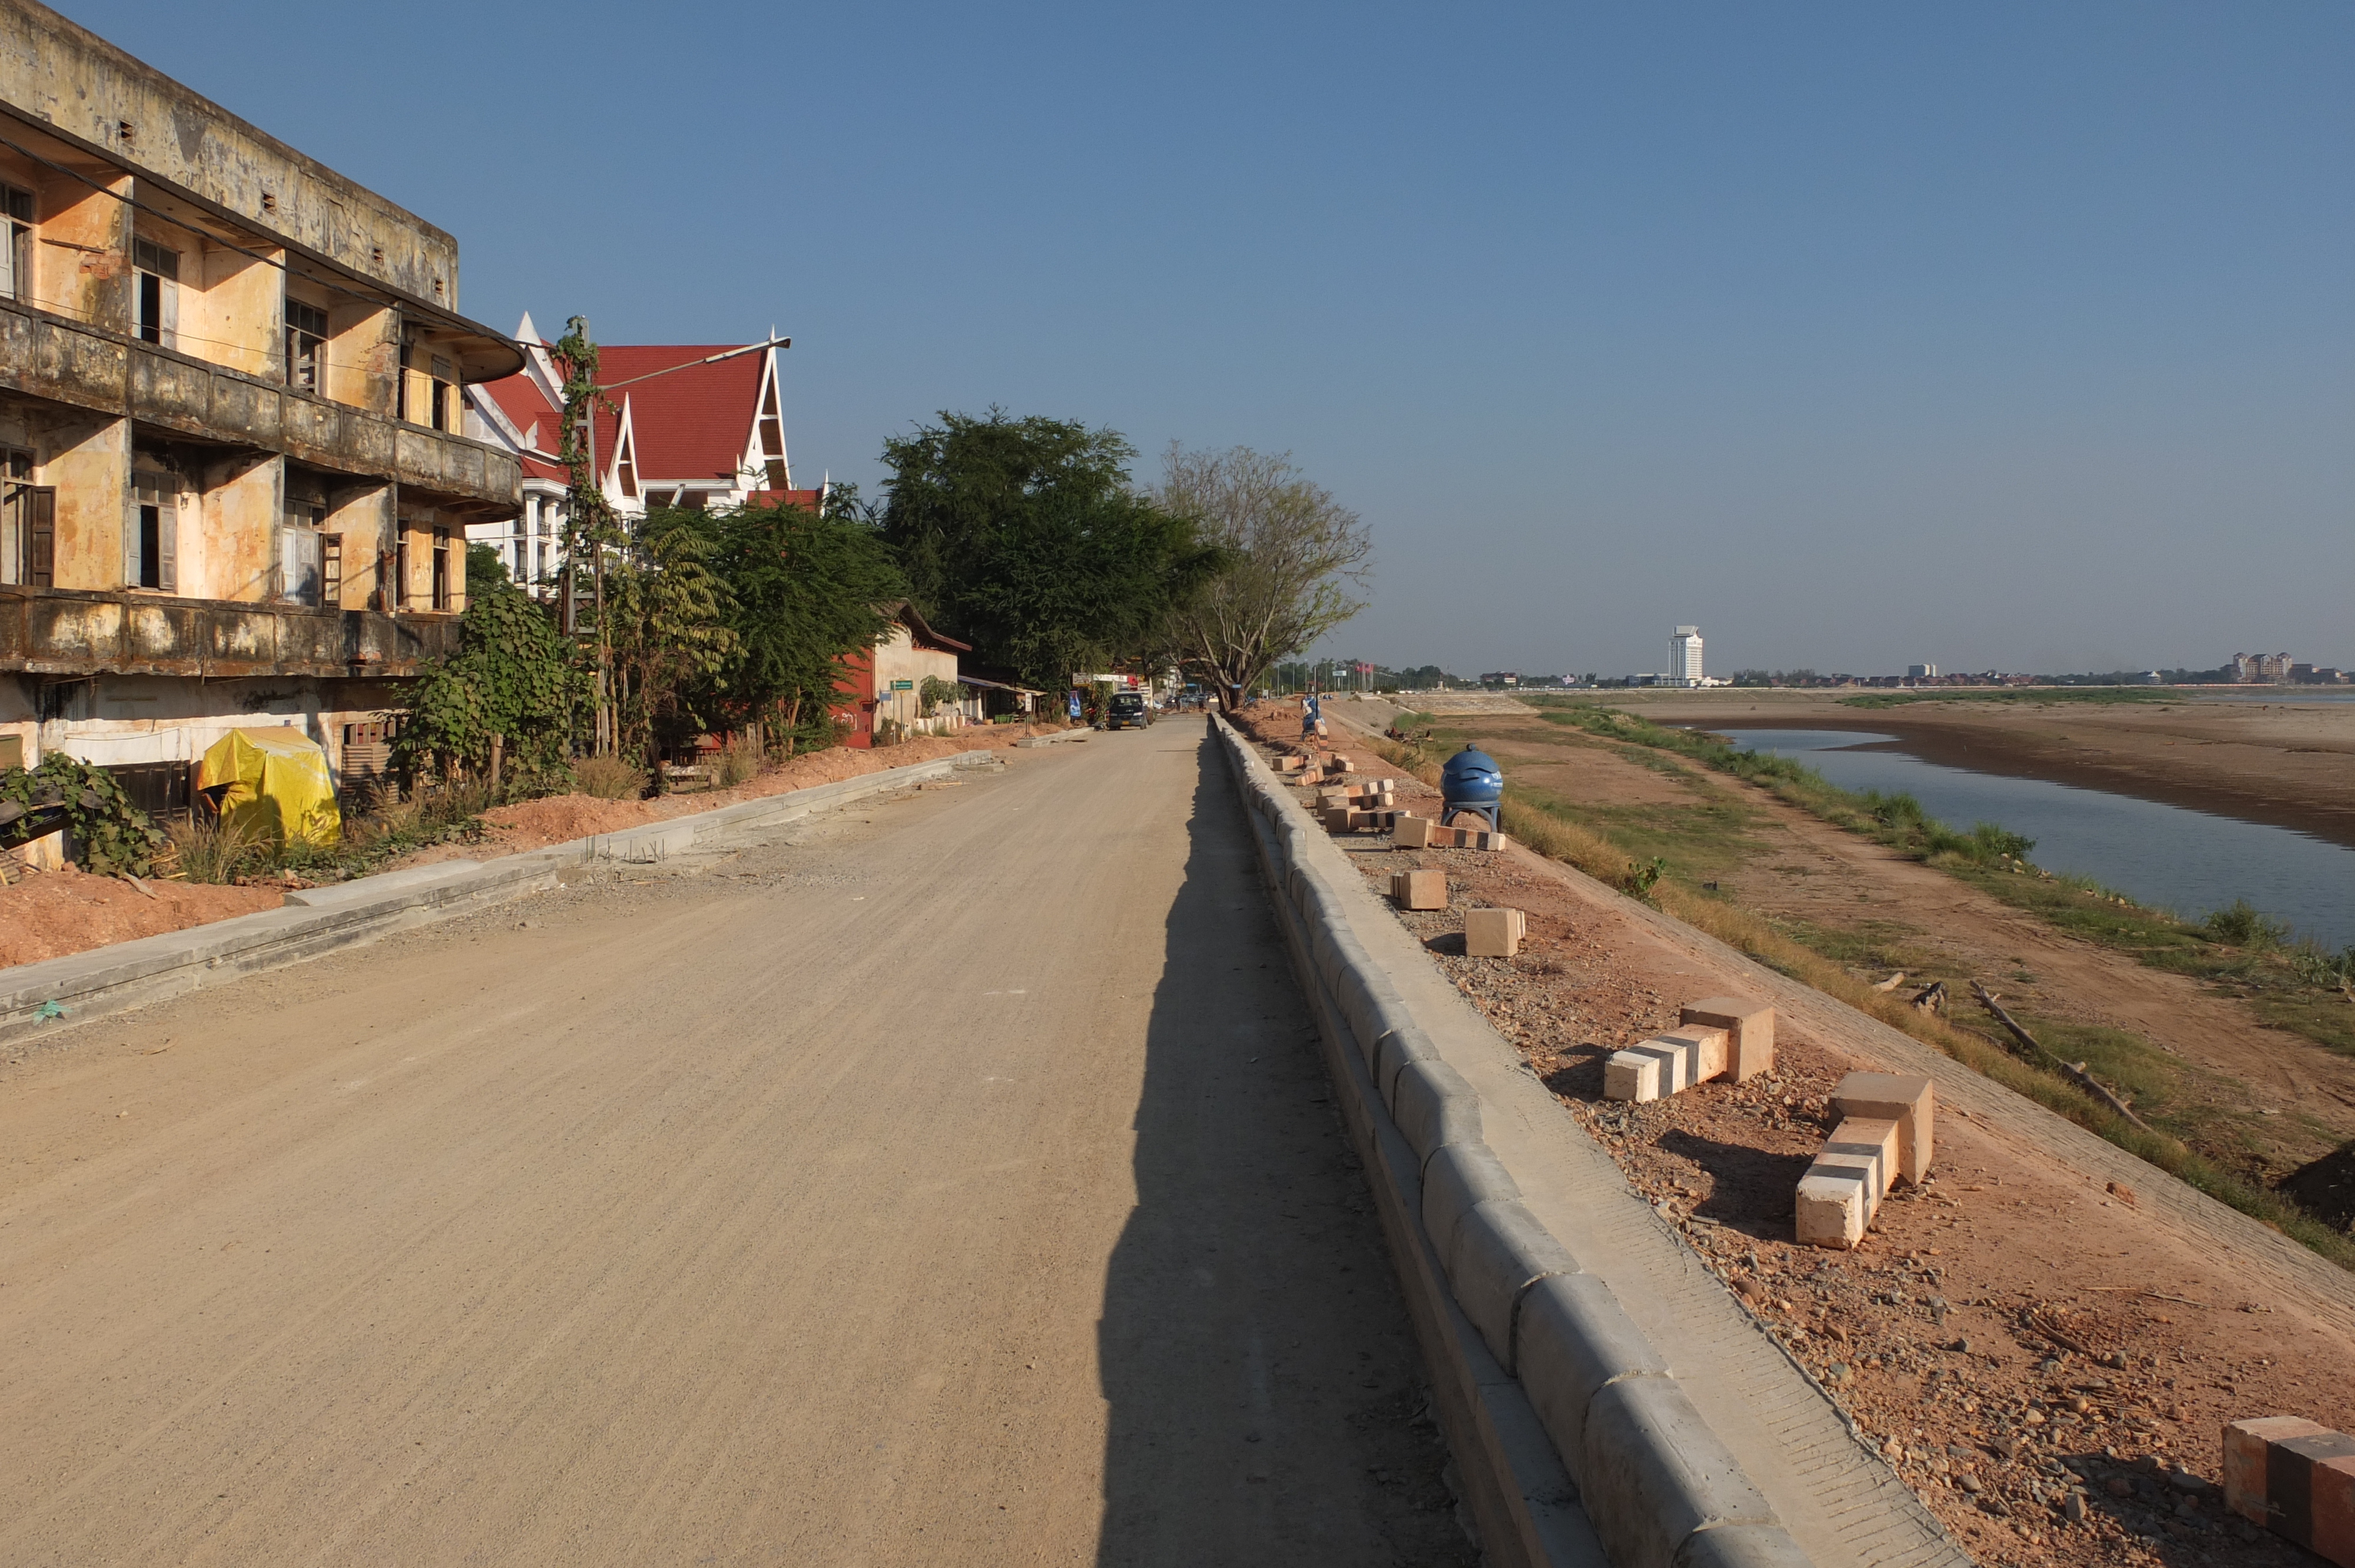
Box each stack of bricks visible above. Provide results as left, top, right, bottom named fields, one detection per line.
left=1391, top=868, right=1447, bottom=911
left=1392, top=815, right=1510, bottom=852
left=1603, top=997, right=1774, bottom=1102
left=1464, top=906, right=1527, bottom=958
left=1322, top=778, right=1399, bottom=833
left=2225, top=1417, right=2355, bottom=1566
left=1275, top=753, right=1306, bottom=775
left=1794, top=1071, right=1934, bottom=1250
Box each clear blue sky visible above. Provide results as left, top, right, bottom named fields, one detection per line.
left=63, top=2, right=2355, bottom=677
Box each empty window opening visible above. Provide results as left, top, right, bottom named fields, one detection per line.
left=132, top=239, right=178, bottom=347
left=286, top=298, right=329, bottom=392
left=0, top=185, right=31, bottom=304
left=321, top=533, right=343, bottom=606
left=430, top=355, right=455, bottom=431
left=393, top=535, right=409, bottom=610
left=129, top=471, right=176, bottom=592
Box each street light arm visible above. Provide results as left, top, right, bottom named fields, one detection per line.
left=596, top=334, right=791, bottom=393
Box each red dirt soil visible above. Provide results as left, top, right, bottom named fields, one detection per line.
left=0, top=865, right=282, bottom=969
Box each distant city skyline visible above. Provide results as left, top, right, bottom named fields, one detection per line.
left=68, top=1, right=2355, bottom=676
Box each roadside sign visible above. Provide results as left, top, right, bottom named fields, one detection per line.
left=889, top=679, right=914, bottom=691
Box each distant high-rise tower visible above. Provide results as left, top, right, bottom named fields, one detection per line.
left=1671, top=626, right=1704, bottom=686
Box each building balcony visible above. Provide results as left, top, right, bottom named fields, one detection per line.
left=0, top=584, right=458, bottom=681
left=0, top=298, right=520, bottom=513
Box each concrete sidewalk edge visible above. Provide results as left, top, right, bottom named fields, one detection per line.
left=0, top=749, right=999, bottom=1045
left=1213, top=715, right=1963, bottom=1568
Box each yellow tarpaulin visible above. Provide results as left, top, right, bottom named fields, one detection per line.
left=197, top=728, right=342, bottom=848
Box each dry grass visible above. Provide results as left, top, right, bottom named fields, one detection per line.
left=572, top=755, right=647, bottom=800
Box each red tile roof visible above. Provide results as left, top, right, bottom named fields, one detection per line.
left=594, top=346, right=766, bottom=484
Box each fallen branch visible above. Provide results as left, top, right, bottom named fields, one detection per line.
left=1971, top=980, right=2155, bottom=1133
left=1872, top=971, right=1907, bottom=993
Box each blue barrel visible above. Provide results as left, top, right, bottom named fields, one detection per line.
left=1441, top=745, right=1502, bottom=809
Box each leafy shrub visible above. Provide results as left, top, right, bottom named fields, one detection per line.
left=572, top=755, right=647, bottom=800
left=1620, top=856, right=1666, bottom=899
left=397, top=570, right=589, bottom=790
left=0, top=753, right=165, bottom=876
left=2288, top=944, right=2355, bottom=991
left=918, top=676, right=961, bottom=719
left=2204, top=898, right=2290, bottom=949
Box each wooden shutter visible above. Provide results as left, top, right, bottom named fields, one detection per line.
left=26, top=486, right=52, bottom=587
left=157, top=495, right=177, bottom=593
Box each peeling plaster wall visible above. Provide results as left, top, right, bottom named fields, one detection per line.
left=324, top=483, right=391, bottom=610
left=43, top=410, right=122, bottom=590
left=193, top=451, right=278, bottom=603
left=0, top=0, right=460, bottom=305
left=21, top=157, right=127, bottom=331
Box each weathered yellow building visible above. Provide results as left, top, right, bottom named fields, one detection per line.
left=0, top=0, right=523, bottom=812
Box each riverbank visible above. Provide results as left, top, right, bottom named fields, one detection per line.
left=1599, top=688, right=2355, bottom=852
left=1350, top=695, right=2355, bottom=1252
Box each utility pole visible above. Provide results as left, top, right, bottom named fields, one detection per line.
left=553, top=323, right=789, bottom=755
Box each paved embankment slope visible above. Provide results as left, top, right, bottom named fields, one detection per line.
left=0, top=728, right=1471, bottom=1566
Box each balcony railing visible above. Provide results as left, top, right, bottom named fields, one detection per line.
left=0, top=585, right=459, bottom=680
left=0, top=300, right=520, bottom=511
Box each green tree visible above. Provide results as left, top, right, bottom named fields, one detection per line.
left=603, top=509, right=740, bottom=772
left=686, top=488, right=907, bottom=755
left=877, top=411, right=1222, bottom=689
left=397, top=567, right=589, bottom=790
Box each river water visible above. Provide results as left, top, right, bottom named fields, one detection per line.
left=1710, top=729, right=2355, bottom=950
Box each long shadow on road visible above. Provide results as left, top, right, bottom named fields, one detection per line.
left=1093, top=727, right=1479, bottom=1567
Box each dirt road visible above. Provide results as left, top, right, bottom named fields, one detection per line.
left=0, top=727, right=1472, bottom=1566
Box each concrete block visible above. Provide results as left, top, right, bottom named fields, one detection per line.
left=1464, top=906, right=1527, bottom=958
left=1580, top=1376, right=1783, bottom=1568
left=1795, top=1115, right=1900, bottom=1249
left=1421, top=1141, right=1522, bottom=1271
left=1394, top=814, right=1438, bottom=849
left=1679, top=996, right=1776, bottom=1082
left=1276, top=754, right=1305, bottom=773
left=1515, top=1271, right=1673, bottom=1470
left=1603, top=1028, right=1729, bottom=1102
left=2225, top=1417, right=2355, bottom=1566
left=1372, top=1024, right=1442, bottom=1103
left=1391, top=1057, right=1483, bottom=1164
left=1829, top=1070, right=1935, bottom=1184
left=1447, top=1199, right=1583, bottom=1373
left=1392, top=869, right=1447, bottom=911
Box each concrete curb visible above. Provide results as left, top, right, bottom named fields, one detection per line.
left=1, top=749, right=999, bottom=1045
left=1213, top=715, right=1812, bottom=1568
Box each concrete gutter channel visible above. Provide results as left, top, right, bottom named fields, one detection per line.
left=1213, top=715, right=1967, bottom=1568
left=1, top=750, right=1002, bottom=1046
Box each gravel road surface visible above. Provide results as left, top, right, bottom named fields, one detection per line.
left=0, top=727, right=1474, bottom=1566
